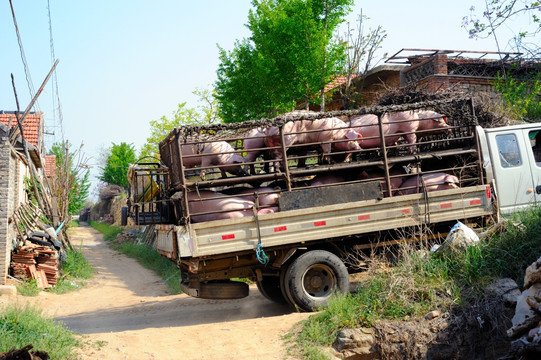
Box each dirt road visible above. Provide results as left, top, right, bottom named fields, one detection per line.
left=5, top=225, right=311, bottom=360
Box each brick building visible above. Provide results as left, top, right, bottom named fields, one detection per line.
left=0, top=111, right=46, bottom=285
left=322, top=48, right=526, bottom=110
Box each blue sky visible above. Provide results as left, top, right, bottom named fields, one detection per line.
left=0, top=0, right=521, bottom=197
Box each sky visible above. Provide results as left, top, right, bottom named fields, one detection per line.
left=0, top=0, right=524, bottom=198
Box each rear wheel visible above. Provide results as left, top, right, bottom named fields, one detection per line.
left=284, top=250, right=349, bottom=311
left=121, top=206, right=128, bottom=226
left=256, top=276, right=288, bottom=304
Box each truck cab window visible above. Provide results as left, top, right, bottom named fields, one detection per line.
left=529, top=130, right=541, bottom=166
left=496, top=134, right=522, bottom=168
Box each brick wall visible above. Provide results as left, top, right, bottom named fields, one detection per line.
left=0, top=136, right=18, bottom=285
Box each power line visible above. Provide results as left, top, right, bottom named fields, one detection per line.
left=47, top=0, right=64, bottom=142
left=8, top=0, right=39, bottom=110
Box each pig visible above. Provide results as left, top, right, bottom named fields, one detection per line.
left=187, top=190, right=255, bottom=223
left=359, top=166, right=406, bottom=196
left=181, top=140, right=247, bottom=181
left=264, top=117, right=362, bottom=169
left=309, top=172, right=351, bottom=186
left=236, top=187, right=280, bottom=207
left=243, top=128, right=272, bottom=174
left=397, top=172, right=459, bottom=195
left=350, top=110, right=449, bottom=152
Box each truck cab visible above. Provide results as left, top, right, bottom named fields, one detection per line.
left=481, top=123, right=541, bottom=215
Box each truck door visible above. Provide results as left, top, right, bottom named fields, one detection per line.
left=486, top=128, right=536, bottom=214
left=523, top=128, right=541, bottom=206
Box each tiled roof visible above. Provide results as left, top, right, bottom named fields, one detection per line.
left=0, top=111, right=42, bottom=148
left=324, top=74, right=359, bottom=92
left=44, top=155, right=56, bottom=177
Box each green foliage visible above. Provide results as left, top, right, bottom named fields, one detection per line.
left=99, top=142, right=137, bottom=189
left=293, top=207, right=541, bottom=357
left=15, top=279, right=40, bottom=297
left=89, top=221, right=124, bottom=241
left=0, top=304, right=80, bottom=359
left=493, top=70, right=541, bottom=122
left=62, top=248, right=94, bottom=280
left=140, top=103, right=198, bottom=159
left=49, top=141, right=91, bottom=215
left=49, top=248, right=93, bottom=295
left=215, top=0, right=353, bottom=122
left=140, top=89, right=221, bottom=159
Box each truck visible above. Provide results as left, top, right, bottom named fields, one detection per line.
left=124, top=98, right=539, bottom=311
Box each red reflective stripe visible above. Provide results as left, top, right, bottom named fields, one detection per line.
left=358, top=214, right=370, bottom=220
left=441, top=203, right=452, bottom=209
left=402, top=209, right=410, bottom=215
left=470, top=199, right=482, bottom=205
left=221, top=234, right=235, bottom=240
left=486, top=186, right=492, bottom=199
left=314, top=221, right=326, bottom=227
left=274, top=226, right=287, bottom=232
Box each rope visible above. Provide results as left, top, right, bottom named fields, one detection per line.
left=256, top=243, right=269, bottom=265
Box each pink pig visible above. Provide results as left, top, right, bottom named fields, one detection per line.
left=359, top=167, right=406, bottom=196
left=350, top=110, right=449, bottom=152
left=187, top=190, right=255, bottom=223
left=265, top=117, right=362, bottom=167
left=181, top=141, right=247, bottom=180
left=398, top=172, right=460, bottom=195
left=243, top=128, right=272, bottom=174
left=236, top=187, right=280, bottom=207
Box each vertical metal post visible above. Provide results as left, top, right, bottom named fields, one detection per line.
left=279, top=126, right=292, bottom=191
left=470, top=98, right=485, bottom=185
left=176, top=131, right=191, bottom=224
left=377, top=114, right=393, bottom=197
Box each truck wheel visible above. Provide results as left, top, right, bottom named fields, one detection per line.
left=285, top=250, right=349, bottom=311
left=256, top=276, right=288, bottom=304
left=198, top=281, right=249, bottom=299
left=121, top=206, right=128, bottom=226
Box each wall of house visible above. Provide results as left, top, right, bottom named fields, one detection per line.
left=0, top=137, right=18, bottom=285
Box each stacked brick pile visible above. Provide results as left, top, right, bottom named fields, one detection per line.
left=10, top=244, right=58, bottom=288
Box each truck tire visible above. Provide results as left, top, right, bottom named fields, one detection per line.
left=121, top=206, right=128, bottom=226
left=198, top=281, right=249, bottom=299
left=256, top=276, right=288, bottom=304
left=284, top=250, right=349, bottom=311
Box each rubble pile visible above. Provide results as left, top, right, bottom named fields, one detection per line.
left=507, top=256, right=541, bottom=357
left=10, top=244, right=59, bottom=288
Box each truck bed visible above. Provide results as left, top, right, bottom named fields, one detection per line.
left=156, top=184, right=491, bottom=259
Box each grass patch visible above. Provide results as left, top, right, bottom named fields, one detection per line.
left=292, top=207, right=541, bottom=359
left=15, top=279, right=40, bottom=297
left=49, top=247, right=95, bottom=295
left=89, top=221, right=123, bottom=241
left=0, top=304, right=80, bottom=359
left=90, top=221, right=181, bottom=294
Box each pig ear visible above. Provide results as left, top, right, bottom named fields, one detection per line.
left=345, top=131, right=358, bottom=140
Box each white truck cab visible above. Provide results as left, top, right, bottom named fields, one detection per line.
left=481, top=123, right=541, bottom=215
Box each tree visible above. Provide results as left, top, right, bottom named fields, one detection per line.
left=140, top=88, right=221, bottom=159
left=462, top=1, right=541, bottom=57
left=99, top=142, right=137, bottom=189
left=337, top=10, right=386, bottom=109
left=215, top=0, right=353, bottom=122
left=49, top=141, right=91, bottom=216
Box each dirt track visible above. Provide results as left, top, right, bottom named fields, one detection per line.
left=4, top=225, right=311, bottom=360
